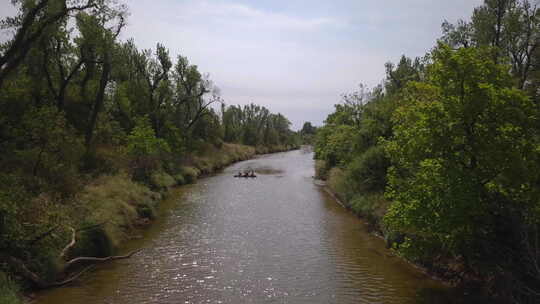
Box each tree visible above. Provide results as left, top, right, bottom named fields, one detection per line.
left=81, top=11, right=125, bottom=147
left=0, top=0, right=105, bottom=89
left=384, top=56, right=425, bottom=95
left=444, top=0, right=540, bottom=90
left=384, top=44, right=539, bottom=300
left=441, top=19, right=474, bottom=48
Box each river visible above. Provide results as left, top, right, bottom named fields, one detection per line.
left=35, top=148, right=476, bottom=304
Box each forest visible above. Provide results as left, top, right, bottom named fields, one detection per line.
left=0, top=0, right=299, bottom=301
left=314, top=0, right=540, bottom=302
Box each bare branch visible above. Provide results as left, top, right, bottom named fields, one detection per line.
left=64, top=248, right=143, bottom=269
left=60, top=227, right=76, bottom=259
left=49, top=265, right=95, bottom=287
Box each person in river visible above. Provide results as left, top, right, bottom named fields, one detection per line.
left=234, top=170, right=255, bottom=178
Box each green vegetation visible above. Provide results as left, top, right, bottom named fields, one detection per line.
left=222, top=103, right=300, bottom=151
left=299, top=122, right=317, bottom=144
left=314, top=1, right=540, bottom=302
left=0, top=0, right=298, bottom=300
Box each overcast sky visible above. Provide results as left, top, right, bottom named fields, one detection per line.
left=1, top=0, right=483, bottom=129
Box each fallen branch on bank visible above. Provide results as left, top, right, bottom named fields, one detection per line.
left=5, top=225, right=143, bottom=289
left=48, top=266, right=95, bottom=288
left=59, top=227, right=76, bottom=259
left=64, top=249, right=143, bottom=269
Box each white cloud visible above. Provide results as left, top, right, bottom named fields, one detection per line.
left=169, top=1, right=344, bottom=31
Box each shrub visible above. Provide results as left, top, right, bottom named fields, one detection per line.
left=180, top=166, right=200, bottom=184
left=127, top=116, right=170, bottom=182
left=314, top=124, right=357, bottom=167
left=127, top=116, right=170, bottom=157
left=150, top=171, right=176, bottom=191
left=173, top=174, right=186, bottom=185
left=344, top=145, right=390, bottom=193
left=315, top=160, right=329, bottom=180
left=69, top=222, right=114, bottom=258
left=349, top=193, right=389, bottom=229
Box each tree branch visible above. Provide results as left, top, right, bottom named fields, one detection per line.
left=60, top=227, right=76, bottom=259
left=64, top=248, right=143, bottom=269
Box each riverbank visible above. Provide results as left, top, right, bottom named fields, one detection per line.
left=315, top=161, right=485, bottom=294
left=4, top=143, right=298, bottom=304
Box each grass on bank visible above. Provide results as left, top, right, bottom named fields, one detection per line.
left=321, top=164, right=390, bottom=233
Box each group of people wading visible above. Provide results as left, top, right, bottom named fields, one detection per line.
left=234, top=170, right=257, bottom=178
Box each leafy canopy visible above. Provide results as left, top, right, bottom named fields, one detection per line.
left=384, top=44, right=539, bottom=259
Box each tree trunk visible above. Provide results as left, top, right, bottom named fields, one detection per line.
left=85, top=54, right=111, bottom=148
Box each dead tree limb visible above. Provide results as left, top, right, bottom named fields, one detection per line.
left=3, top=254, right=96, bottom=289
left=59, top=227, right=76, bottom=259
left=48, top=265, right=95, bottom=288
left=64, top=248, right=143, bottom=269
left=4, top=247, right=143, bottom=289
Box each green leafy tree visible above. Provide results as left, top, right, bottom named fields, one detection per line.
left=127, top=116, right=170, bottom=157
left=384, top=45, right=539, bottom=299
left=126, top=116, right=170, bottom=182
left=443, top=0, right=540, bottom=91
left=314, top=124, right=357, bottom=167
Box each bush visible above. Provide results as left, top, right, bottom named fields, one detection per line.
left=180, top=166, right=200, bottom=184
left=127, top=116, right=170, bottom=182
left=127, top=116, right=170, bottom=157
left=150, top=171, right=175, bottom=191
left=315, top=160, right=329, bottom=180
left=69, top=223, right=114, bottom=259
left=173, top=174, right=186, bottom=185
left=344, top=145, right=390, bottom=193
left=349, top=193, right=389, bottom=229
left=314, top=124, right=357, bottom=167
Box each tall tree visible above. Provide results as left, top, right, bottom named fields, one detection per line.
left=0, top=0, right=102, bottom=89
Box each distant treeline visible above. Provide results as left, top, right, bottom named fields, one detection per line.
left=222, top=103, right=298, bottom=148
left=314, top=0, right=540, bottom=302
left=0, top=0, right=298, bottom=300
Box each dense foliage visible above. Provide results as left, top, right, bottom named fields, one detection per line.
left=315, top=0, right=540, bottom=302
left=222, top=103, right=298, bottom=149
left=0, top=0, right=298, bottom=298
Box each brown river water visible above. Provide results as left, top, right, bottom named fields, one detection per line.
left=35, top=148, right=482, bottom=304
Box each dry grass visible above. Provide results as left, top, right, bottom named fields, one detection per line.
left=315, top=160, right=329, bottom=180
left=189, top=143, right=256, bottom=174
left=327, top=167, right=347, bottom=202
left=326, top=166, right=389, bottom=231
left=68, top=173, right=160, bottom=255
